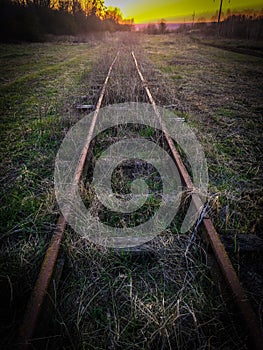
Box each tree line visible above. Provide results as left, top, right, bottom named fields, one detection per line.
left=0, top=0, right=134, bottom=42
left=142, top=20, right=168, bottom=35
left=176, top=10, right=263, bottom=41
left=218, top=13, right=263, bottom=40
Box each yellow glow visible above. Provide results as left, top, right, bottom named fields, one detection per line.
left=104, top=0, right=263, bottom=23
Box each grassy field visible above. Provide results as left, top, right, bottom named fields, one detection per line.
left=0, top=42, right=98, bottom=232
left=0, top=33, right=262, bottom=349
left=143, top=34, right=263, bottom=237
left=0, top=39, right=101, bottom=346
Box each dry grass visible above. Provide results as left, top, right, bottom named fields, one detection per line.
left=1, top=32, right=260, bottom=349
left=46, top=231, right=246, bottom=350
left=141, top=32, right=263, bottom=331
left=0, top=40, right=100, bottom=348
left=143, top=33, right=263, bottom=237
left=36, top=34, right=249, bottom=349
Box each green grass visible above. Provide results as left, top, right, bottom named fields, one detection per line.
left=0, top=41, right=101, bottom=347
left=142, top=33, right=263, bottom=238
left=0, top=33, right=261, bottom=349
left=0, top=42, right=97, bottom=233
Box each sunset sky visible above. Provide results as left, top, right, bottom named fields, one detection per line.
left=104, top=0, right=263, bottom=23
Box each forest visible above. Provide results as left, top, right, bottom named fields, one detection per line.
left=0, top=0, right=134, bottom=42
left=1, top=0, right=263, bottom=42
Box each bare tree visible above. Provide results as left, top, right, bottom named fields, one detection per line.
left=159, top=19, right=167, bottom=34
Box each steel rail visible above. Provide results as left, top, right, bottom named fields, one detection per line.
left=18, top=52, right=120, bottom=349
left=131, top=51, right=263, bottom=350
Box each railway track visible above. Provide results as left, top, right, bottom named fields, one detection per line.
left=18, top=51, right=263, bottom=349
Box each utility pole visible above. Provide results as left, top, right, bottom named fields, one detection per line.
left=217, top=0, right=223, bottom=24
left=192, top=11, right=195, bottom=29
left=214, top=0, right=230, bottom=36
left=214, top=0, right=223, bottom=36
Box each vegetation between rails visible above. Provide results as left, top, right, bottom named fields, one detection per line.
left=0, top=33, right=262, bottom=349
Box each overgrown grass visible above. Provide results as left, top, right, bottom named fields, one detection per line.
left=140, top=33, right=263, bottom=335
left=143, top=33, right=263, bottom=238
left=48, top=233, right=247, bottom=350
left=0, top=33, right=261, bottom=349
left=0, top=42, right=99, bottom=232
left=39, top=39, right=248, bottom=349
left=0, top=40, right=100, bottom=347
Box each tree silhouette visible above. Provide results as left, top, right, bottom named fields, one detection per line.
left=159, top=19, right=167, bottom=34
left=0, top=0, right=133, bottom=42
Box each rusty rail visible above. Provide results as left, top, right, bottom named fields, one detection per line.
left=18, top=52, right=119, bottom=349
left=18, top=50, right=262, bottom=349
left=132, top=50, right=263, bottom=350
